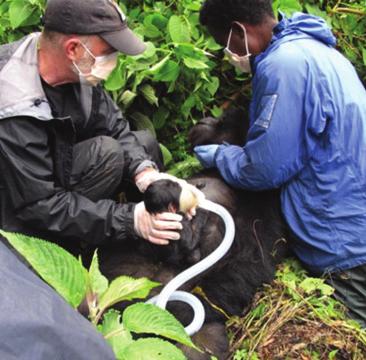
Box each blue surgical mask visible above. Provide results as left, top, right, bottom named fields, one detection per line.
left=224, top=25, right=251, bottom=73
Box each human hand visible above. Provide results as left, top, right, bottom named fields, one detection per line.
left=194, top=144, right=219, bottom=168
left=134, top=202, right=183, bottom=245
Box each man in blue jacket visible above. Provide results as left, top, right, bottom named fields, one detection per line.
left=195, top=0, right=366, bottom=327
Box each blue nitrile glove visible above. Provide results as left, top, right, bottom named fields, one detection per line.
left=194, top=144, right=220, bottom=168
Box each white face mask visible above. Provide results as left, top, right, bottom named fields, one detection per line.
left=224, top=25, right=252, bottom=73
left=73, top=42, right=118, bottom=86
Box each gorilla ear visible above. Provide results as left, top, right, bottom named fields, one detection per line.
left=168, top=203, right=178, bottom=213
left=186, top=249, right=202, bottom=264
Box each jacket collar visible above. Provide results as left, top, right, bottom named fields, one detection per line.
left=0, top=33, right=53, bottom=121
left=0, top=33, right=94, bottom=122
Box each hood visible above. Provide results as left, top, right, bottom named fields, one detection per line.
left=273, top=12, right=336, bottom=47
left=0, top=33, right=93, bottom=121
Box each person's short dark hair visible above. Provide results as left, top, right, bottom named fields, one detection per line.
left=200, top=0, right=275, bottom=34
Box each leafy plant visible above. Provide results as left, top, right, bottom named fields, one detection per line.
left=0, top=0, right=366, bottom=357
left=0, top=229, right=197, bottom=360
left=228, top=258, right=366, bottom=359
left=0, top=0, right=364, bottom=164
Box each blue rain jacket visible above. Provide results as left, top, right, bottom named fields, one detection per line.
left=215, top=13, right=366, bottom=274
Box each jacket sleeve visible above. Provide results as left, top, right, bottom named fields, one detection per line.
left=215, top=51, right=313, bottom=190
left=0, top=117, right=137, bottom=245
left=96, top=88, right=156, bottom=178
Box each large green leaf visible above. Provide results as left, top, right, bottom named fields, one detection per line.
left=153, top=106, right=170, bottom=130
left=160, top=143, right=173, bottom=166
left=304, top=3, right=329, bottom=23
left=273, top=0, right=302, bottom=16
left=98, top=277, right=160, bottom=312
left=183, top=57, right=208, bottom=70
left=149, top=55, right=170, bottom=74
left=168, top=156, right=202, bottom=178
left=168, top=15, right=191, bottom=43
left=104, top=60, right=126, bottom=91
left=121, top=338, right=187, bottom=360
left=8, top=0, right=38, bottom=29
left=140, top=84, right=159, bottom=106
left=120, top=90, right=137, bottom=108
left=132, top=42, right=157, bottom=60
left=1, top=230, right=87, bottom=308
left=153, top=60, right=180, bottom=82
left=146, top=13, right=168, bottom=30
left=181, top=95, right=197, bottom=118
left=205, top=76, right=220, bottom=96
left=98, top=309, right=133, bottom=358
left=88, top=250, right=109, bottom=298
left=299, top=277, right=334, bottom=296
left=123, top=303, right=197, bottom=349
left=130, top=112, right=157, bottom=138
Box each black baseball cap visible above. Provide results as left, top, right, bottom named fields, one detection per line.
left=43, top=0, right=146, bottom=55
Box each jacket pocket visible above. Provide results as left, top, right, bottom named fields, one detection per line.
left=254, top=94, right=278, bottom=129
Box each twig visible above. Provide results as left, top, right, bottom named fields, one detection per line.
left=330, top=7, right=366, bottom=16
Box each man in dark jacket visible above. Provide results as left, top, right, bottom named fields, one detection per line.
left=0, top=0, right=197, bottom=250
left=195, top=0, right=366, bottom=327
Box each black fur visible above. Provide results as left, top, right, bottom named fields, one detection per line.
left=99, top=108, right=290, bottom=359
left=144, top=179, right=182, bottom=214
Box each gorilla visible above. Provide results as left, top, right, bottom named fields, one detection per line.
left=98, top=108, right=290, bottom=359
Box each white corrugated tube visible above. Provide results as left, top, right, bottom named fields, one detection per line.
left=148, top=199, right=235, bottom=336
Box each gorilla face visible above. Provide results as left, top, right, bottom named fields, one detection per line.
left=188, top=107, right=248, bottom=148
left=142, top=172, right=239, bottom=267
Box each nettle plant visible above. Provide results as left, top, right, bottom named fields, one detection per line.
left=105, top=0, right=227, bottom=163
left=0, top=230, right=199, bottom=360
left=0, top=0, right=364, bottom=164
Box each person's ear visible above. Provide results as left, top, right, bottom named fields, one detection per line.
left=64, top=37, right=83, bottom=62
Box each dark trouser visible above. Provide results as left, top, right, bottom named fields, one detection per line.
left=69, top=131, right=164, bottom=202
left=324, top=264, right=366, bottom=328
left=66, top=131, right=163, bottom=257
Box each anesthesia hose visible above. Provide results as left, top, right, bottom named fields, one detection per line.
left=148, top=199, right=235, bottom=336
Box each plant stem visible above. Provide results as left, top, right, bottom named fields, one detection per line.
left=331, top=7, right=366, bottom=16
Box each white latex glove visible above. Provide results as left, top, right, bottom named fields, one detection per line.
left=134, top=202, right=183, bottom=245
left=135, top=170, right=205, bottom=218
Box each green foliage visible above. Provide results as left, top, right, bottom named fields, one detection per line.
left=0, top=0, right=45, bottom=42
left=88, top=251, right=109, bottom=299
left=123, top=303, right=198, bottom=349
left=1, top=230, right=196, bottom=359
left=120, top=338, right=187, bottom=360
left=0, top=0, right=364, bottom=164
left=229, top=258, right=366, bottom=359
left=97, top=276, right=160, bottom=317
left=0, top=229, right=87, bottom=308
left=0, top=1, right=366, bottom=356
left=98, top=310, right=134, bottom=357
